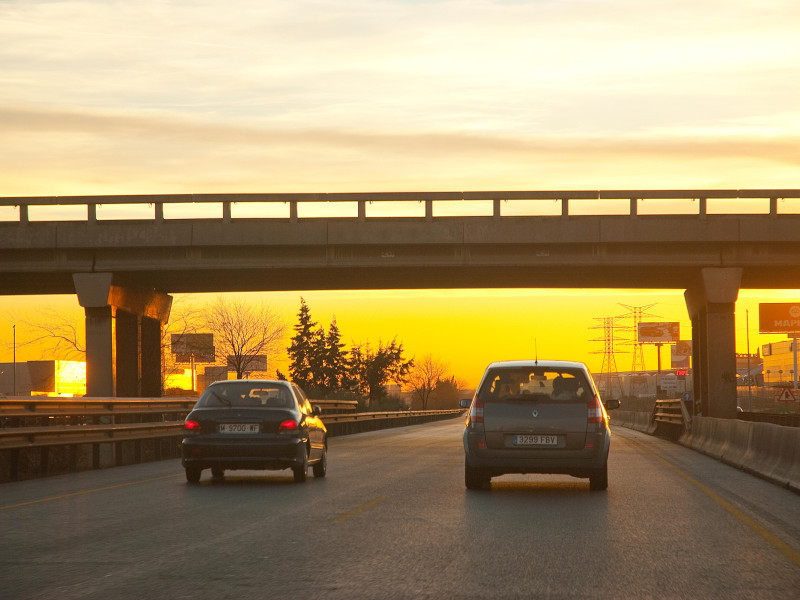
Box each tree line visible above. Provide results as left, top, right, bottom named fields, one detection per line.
left=6, top=295, right=465, bottom=408
left=286, top=298, right=413, bottom=407
left=286, top=298, right=464, bottom=409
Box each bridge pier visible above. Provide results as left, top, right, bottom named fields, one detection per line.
left=73, top=274, right=172, bottom=397
left=684, top=268, right=741, bottom=419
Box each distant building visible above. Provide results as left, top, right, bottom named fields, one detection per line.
left=0, top=360, right=86, bottom=396
left=762, top=341, right=798, bottom=385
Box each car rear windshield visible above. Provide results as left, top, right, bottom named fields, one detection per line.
left=195, top=383, right=294, bottom=408
left=478, top=367, right=591, bottom=403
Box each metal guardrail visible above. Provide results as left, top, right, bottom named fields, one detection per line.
left=2, top=189, right=799, bottom=221
left=0, top=398, right=196, bottom=419
left=0, top=422, right=184, bottom=450
left=652, top=399, right=686, bottom=429
left=0, top=398, right=464, bottom=481
left=322, top=409, right=462, bottom=423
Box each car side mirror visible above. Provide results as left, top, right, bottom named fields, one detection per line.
left=313, top=405, right=322, bottom=416
left=459, top=398, right=471, bottom=409
left=604, top=399, right=621, bottom=410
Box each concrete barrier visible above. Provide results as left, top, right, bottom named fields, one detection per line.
left=612, top=410, right=654, bottom=434
left=678, top=417, right=800, bottom=493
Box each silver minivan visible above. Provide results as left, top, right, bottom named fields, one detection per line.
left=460, top=360, right=620, bottom=491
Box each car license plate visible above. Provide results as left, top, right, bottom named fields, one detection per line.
left=514, top=434, right=557, bottom=446
left=219, top=423, right=259, bottom=434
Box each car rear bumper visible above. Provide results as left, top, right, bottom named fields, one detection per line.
left=181, top=436, right=305, bottom=471
left=463, top=429, right=610, bottom=476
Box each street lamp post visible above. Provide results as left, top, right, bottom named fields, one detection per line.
left=12, top=324, right=16, bottom=396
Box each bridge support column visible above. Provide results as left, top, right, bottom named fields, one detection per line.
left=73, top=274, right=172, bottom=397
left=684, top=268, right=741, bottom=419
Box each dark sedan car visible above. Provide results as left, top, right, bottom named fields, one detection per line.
left=181, top=380, right=327, bottom=483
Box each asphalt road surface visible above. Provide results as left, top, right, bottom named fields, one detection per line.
left=2, top=419, right=800, bottom=599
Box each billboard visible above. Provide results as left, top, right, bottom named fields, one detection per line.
left=671, top=340, right=692, bottom=369
left=171, top=333, right=215, bottom=363
left=227, top=355, right=268, bottom=372
left=638, top=322, right=680, bottom=343
left=759, top=303, right=800, bottom=333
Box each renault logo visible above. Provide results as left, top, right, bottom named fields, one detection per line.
left=531, top=410, right=539, bottom=418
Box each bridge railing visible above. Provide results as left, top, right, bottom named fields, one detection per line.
left=0, top=397, right=463, bottom=482
left=2, top=189, right=799, bottom=222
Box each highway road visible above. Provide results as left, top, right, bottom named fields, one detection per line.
left=2, top=418, right=799, bottom=599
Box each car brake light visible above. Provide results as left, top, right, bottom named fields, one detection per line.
left=185, top=420, right=202, bottom=433
left=469, top=399, right=484, bottom=425
left=278, top=419, right=299, bottom=433
left=587, top=396, right=605, bottom=425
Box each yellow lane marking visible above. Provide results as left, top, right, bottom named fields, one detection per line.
left=625, top=436, right=800, bottom=570
left=0, top=474, right=181, bottom=511
left=333, top=495, right=388, bottom=524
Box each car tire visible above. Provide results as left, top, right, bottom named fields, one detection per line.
left=312, top=446, right=327, bottom=478
left=211, top=467, right=225, bottom=481
left=465, top=460, right=489, bottom=490
left=185, top=467, right=202, bottom=483
left=589, top=463, right=608, bottom=491
left=293, top=447, right=309, bottom=483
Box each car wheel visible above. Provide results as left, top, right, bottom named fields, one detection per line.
left=211, top=467, right=225, bottom=480
left=465, top=460, right=489, bottom=490
left=185, top=467, right=202, bottom=483
left=312, top=446, right=327, bottom=478
left=589, top=463, right=608, bottom=491
left=293, top=447, right=309, bottom=483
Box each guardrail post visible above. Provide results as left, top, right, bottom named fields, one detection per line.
left=290, top=200, right=298, bottom=222
left=154, top=202, right=164, bottom=221
left=561, top=198, right=569, bottom=217
left=88, top=203, right=97, bottom=223
left=493, top=198, right=501, bottom=217
left=222, top=201, right=232, bottom=222
left=770, top=197, right=778, bottom=217
left=358, top=200, right=366, bottom=221
left=630, top=198, right=637, bottom=217
left=425, top=199, right=433, bottom=220
left=18, top=203, right=28, bottom=223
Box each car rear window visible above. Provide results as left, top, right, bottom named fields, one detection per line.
left=478, top=367, right=591, bottom=403
left=195, top=383, right=294, bottom=408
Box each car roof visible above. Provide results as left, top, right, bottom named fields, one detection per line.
left=485, top=360, right=589, bottom=370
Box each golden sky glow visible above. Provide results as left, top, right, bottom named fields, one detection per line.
left=1, top=1, right=799, bottom=389
left=0, top=0, right=798, bottom=194
left=2, top=289, right=799, bottom=389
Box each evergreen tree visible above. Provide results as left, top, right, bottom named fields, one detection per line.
left=348, top=338, right=413, bottom=407
left=288, top=298, right=318, bottom=389
left=321, top=317, right=349, bottom=393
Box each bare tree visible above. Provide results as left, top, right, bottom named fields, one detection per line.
left=407, top=353, right=448, bottom=410
left=5, top=306, right=85, bottom=360
left=204, top=296, right=288, bottom=379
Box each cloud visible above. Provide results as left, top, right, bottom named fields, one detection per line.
left=1, top=103, right=798, bottom=195
left=1, top=1, right=798, bottom=193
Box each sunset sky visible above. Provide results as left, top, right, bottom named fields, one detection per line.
left=1, top=1, right=799, bottom=387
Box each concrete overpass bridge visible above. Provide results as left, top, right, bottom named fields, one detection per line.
left=3, top=189, right=800, bottom=416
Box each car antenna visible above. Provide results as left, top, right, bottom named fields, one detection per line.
left=535, top=339, right=538, bottom=365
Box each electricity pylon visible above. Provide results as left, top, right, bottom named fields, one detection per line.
left=590, top=316, right=626, bottom=399
left=618, top=303, right=659, bottom=372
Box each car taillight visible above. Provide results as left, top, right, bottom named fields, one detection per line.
left=587, top=396, right=605, bottom=425
left=469, top=399, right=484, bottom=425
left=278, top=419, right=299, bottom=434
left=185, top=419, right=202, bottom=433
